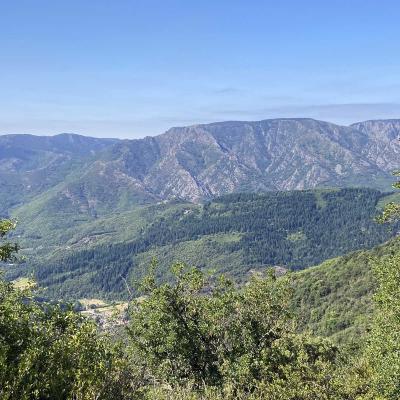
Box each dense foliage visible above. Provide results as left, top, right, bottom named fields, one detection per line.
left=144, top=189, right=391, bottom=268
left=365, top=251, right=400, bottom=399
left=362, top=173, right=400, bottom=399
left=292, top=239, right=400, bottom=346
left=0, top=220, right=19, bottom=262
left=21, top=188, right=395, bottom=299
left=1, top=215, right=400, bottom=399
left=0, top=220, right=137, bottom=399
left=128, top=265, right=344, bottom=399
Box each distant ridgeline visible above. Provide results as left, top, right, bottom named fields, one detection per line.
left=14, top=187, right=396, bottom=300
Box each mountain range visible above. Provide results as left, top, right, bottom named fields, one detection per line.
left=1, top=118, right=400, bottom=217
left=2, top=117, right=400, bottom=306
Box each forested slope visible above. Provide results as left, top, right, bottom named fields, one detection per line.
left=3, top=218, right=400, bottom=399
left=10, top=188, right=395, bottom=299
left=293, top=238, right=400, bottom=345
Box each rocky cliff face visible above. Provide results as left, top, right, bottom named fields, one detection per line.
left=351, top=120, right=400, bottom=171
left=85, top=118, right=399, bottom=204
left=1, top=118, right=400, bottom=214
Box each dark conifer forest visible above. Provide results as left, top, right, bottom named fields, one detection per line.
left=22, top=188, right=396, bottom=299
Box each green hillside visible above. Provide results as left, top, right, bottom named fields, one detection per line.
left=8, top=187, right=396, bottom=300
left=2, top=201, right=400, bottom=399
left=292, top=238, right=400, bottom=346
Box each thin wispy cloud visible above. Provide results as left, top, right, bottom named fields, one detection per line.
left=212, top=87, right=244, bottom=95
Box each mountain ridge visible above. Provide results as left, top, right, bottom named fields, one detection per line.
left=2, top=118, right=400, bottom=301
left=1, top=118, right=400, bottom=215
left=3, top=117, right=400, bottom=139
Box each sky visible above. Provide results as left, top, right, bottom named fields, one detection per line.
left=1, top=0, right=400, bottom=138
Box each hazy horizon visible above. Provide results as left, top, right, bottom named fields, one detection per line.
left=1, top=115, right=400, bottom=140
left=2, top=0, right=400, bottom=139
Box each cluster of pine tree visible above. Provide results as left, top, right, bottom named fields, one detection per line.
left=29, top=188, right=394, bottom=299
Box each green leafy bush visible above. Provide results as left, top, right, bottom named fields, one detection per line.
left=128, top=264, right=340, bottom=398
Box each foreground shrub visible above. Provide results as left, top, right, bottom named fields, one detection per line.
left=128, top=264, right=341, bottom=398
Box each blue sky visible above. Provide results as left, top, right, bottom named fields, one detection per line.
left=1, top=0, right=400, bottom=138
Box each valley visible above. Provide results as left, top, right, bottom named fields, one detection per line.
left=2, top=118, right=400, bottom=398
left=4, top=4, right=400, bottom=397
left=5, top=187, right=395, bottom=301
left=2, top=118, right=400, bottom=345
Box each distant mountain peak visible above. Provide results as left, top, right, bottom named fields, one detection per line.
left=1, top=118, right=400, bottom=214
